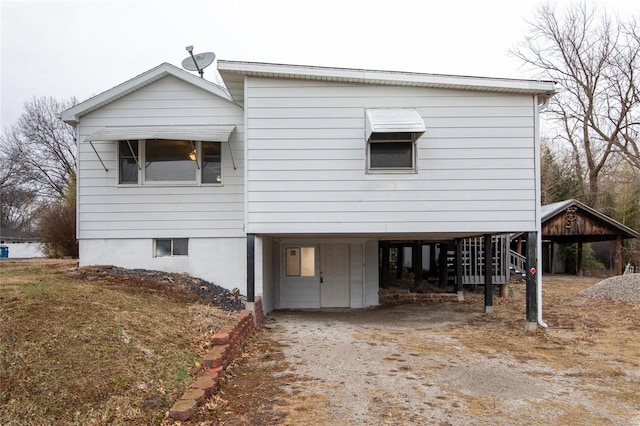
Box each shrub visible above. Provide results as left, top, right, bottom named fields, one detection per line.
left=38, top=201, right=77, bottom=258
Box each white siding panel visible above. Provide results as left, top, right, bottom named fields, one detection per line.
left=247, top=168, right=535, bottom=182
left=248, top=179, right=533, bottom=193
left=77, top=75, right=245, bottom=239
left=245, top=77, right=538, bottom=235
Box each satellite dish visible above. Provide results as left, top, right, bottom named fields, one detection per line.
left=181, top=46, right=215, bottom=78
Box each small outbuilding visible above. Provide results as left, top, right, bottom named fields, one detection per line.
left=539, top=199, right=640, bottom=275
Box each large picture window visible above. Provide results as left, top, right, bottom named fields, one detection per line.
left=117, top=139, right=222, bottom=185
left=145, top=139, right=196, bottom=182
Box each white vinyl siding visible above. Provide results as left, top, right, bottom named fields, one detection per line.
left=76, top=75, right=244, bottom=239
left=245, top=78, right=537, bottom=235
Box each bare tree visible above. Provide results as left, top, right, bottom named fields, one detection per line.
left=0, top=96, right=77, bottom=200
left=513, top=2, right=640, bottom=207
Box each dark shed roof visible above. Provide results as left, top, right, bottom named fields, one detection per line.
left=540, top=199, right=640, bottom=243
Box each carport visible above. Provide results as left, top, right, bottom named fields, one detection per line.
left=536, top=199, right=640, bottom=275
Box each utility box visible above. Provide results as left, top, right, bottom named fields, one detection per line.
left=0, top=245, right=8, bottom=258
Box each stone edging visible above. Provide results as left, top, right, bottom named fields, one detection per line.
left=169, top=296, right=265, bottom=421
left=379, top=288, right=458, bottom=304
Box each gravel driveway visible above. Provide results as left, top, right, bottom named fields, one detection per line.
left=263, top=298, right=639, bottom=426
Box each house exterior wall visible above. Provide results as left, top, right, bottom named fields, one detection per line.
left=74, top=75, right=246, bottom=291
left=244, top=78, right=538, bottom=235
left=79, top=237, right=247, bottom=293
left=76, top=75, right=245, bottom=240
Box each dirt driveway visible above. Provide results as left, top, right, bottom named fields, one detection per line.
left=200, top=277, right=640, bottom=426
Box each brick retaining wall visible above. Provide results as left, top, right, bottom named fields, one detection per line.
left=169, top=296, right=264, bottom=421
left=379, top=288, right=458, bottom=304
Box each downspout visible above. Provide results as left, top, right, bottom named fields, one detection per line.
left=535, top=95, right=549, bottom=328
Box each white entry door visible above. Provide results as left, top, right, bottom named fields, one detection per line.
left=320, top=244, right=350, bottom=307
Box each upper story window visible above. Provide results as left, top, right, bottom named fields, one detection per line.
left=146, top=139, right=196, bottom=182
left=119, top=140, right=139, bottom=184
left=365, top=109, right=425, bottom=174
left=368, top=132, right=416, bottom=171
left=118, top=139, right=222, bottom=185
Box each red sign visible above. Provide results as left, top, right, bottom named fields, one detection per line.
left=530, top=267, right=536, bottom=275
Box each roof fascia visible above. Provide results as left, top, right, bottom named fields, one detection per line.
left=217, top=60, right=557, bottom=98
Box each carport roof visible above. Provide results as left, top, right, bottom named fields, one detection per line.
left=540, top=199, right=640, bottom=243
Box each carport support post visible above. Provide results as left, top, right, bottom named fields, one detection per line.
left=438, top=242, right=448, bottom=288
left=396, top=245, right=404, bottom=279
left=483, top=234, right=493, bottom=313
left=577, top=242, right=584, bottom=276
left=525, top=231, right=538, bottom=331
left=455, top=238, right=464, bottom=301
left=412, top=241, right=423, bottom=290
left=614, top=235, right=622, bottom=275
left=380, top=241, right=390, bottom=289
left=246, top=233, right=255, bottom=306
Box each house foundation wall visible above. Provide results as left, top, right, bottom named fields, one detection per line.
left=79, top=238, right=247, bottom=294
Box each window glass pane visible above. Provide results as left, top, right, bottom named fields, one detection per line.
left=119, top=140, right=138, bottom=184
left=370, top=142, right=413, bottom=169
left=145, top=139, right=196, bottom=181
left=285, top=248, right=301, bottom=276
left=155, top=239, right=172, bottom=257
left=173, top=238, right=189, bottom=255
left=300, top=247, right=315, bottom=276
left=202, top=142, right=222, bottom=183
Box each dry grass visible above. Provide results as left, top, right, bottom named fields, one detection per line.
left=0, top=259, right=238, bottom=426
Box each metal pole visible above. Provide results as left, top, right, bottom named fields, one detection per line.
left=526, top=232, right=538, bottom=325
left=247, top=234, right=255, bottom=303
left=484, top=234, right=493, bottom=313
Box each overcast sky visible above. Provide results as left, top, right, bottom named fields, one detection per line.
left=1, top=0, right=639, bottom=131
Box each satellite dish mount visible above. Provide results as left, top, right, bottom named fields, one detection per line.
left=182, top=46, right=215, bottom=79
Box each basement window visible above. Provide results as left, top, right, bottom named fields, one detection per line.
left=154, top=238, right=189, bottom=257
left=285, top=247, right=316, bottom=277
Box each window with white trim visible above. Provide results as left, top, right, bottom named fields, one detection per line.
left=119, top=140, right=139, bottom=184
left=117, top=139, right=222, bottom=185
left=154, top=238, right=188, bottom=257
left=367, top=132, right=417, bottom=172
left=285, top=247, right=316, bottom=277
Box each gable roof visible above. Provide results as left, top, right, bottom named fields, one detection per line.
left=59, top=63, right=232, bottom=126
left=541, top=199, right=640, bottom=240
left=217, top=60, right=557, bottom=105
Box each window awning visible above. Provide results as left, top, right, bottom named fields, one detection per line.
left=85, top=125, right=236, bottom=142
left=365, top=109, right=425, bottom=142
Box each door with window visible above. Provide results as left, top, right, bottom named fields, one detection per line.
left=320, top=244, right=350, bottom=307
